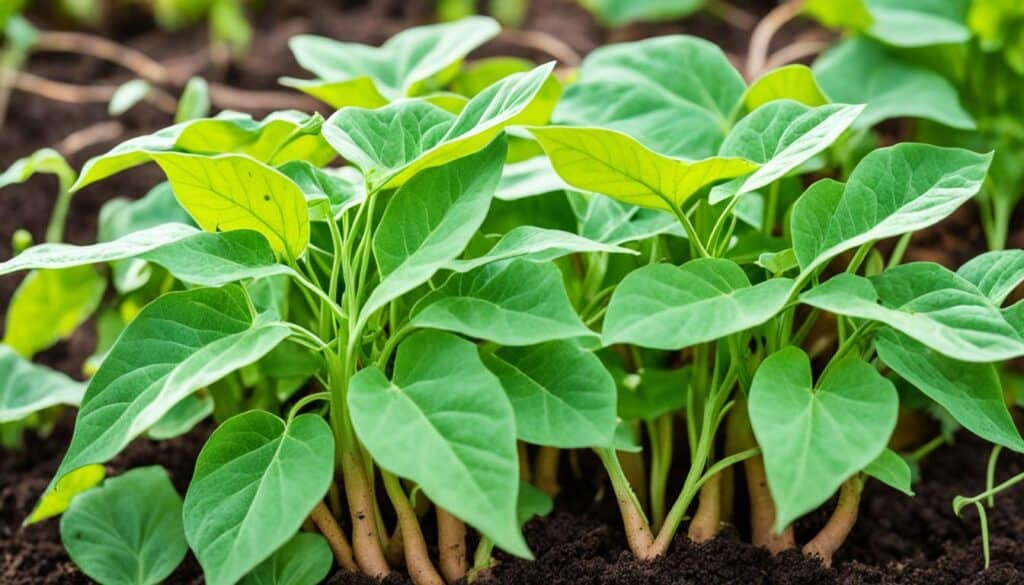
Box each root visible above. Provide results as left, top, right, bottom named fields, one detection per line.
left=382, top=472, right=445, bottom=585
left=687, top=472, right=722, bottom=542
left=35, top=31, right=170, bottom=83
left=341, top=447, right=391, bottom=577
left=746, top=0, right=805, bottom=80
left=56, top=121, right=123, bottom=157
left=13, top=72, right=177, bottom=113
left=598, top=449, right=656, bottom=559
left=310, top=501, right=358, bottom=572
left=498, top=29, right=582, bottom=67
left=803, top=476, right=864, bottom=567
left=437, top=507, right=468, bottom=583
left=746, top=455, right=795, bottom=553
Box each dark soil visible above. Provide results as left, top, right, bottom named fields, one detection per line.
left=3, top=0, right=1023, bottom=584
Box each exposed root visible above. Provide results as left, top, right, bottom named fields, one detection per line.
left=687, top=473, right=722, bottom=542
left=746, top=455, right=795, bottom=553
left=35, top=31, right=170, bottom=83
left=534, top=447, right=561, bottom=498
left=13, top=72, right=176, bottom=114
left=803, top=476, right=864, bottom=567
left=437, top=507, right=468, bottom=583
left=499, top=29, right=582, bottom=67
left=56, top=121, right=123, bottom=157
left=746, top=0, right=805, bottom=80
left=310, top=501, right=359, bottom=572
left=382, top=472, right=445, bottom=585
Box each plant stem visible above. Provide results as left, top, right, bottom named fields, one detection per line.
left=647, top=414, right=673, bottom=530
left=747, top=454, right=795, bottom=553
left=468, top=537, right=495, bottom=583
left=597, top=448, right=656, bottom=558
left=763, top=182, right=780, bottom=235
left=45, top=183, right=74, bottom=244
left=987, top=445, right=1003, bottom=508
left=310, top=501, right=359, bottom=572
left=687, top=472, right=722, bottom=542
left=669, top=200, right=710, bottom=258
left=803, top=475, right=864, bottom=567
left=533, top=446, right=561, bottom=498
left=437, top=507, right=468, bottom=583
left=382, top=471, right=445, bottom=585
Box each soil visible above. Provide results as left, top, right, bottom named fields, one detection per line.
left=2, top=0, right=1022, bottom=584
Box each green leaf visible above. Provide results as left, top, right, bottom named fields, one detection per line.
left=283, top=16, right=501, bottom=108
left=792, top=144, right=991, bottom=273
left=239, top=532, right=333, bottom=585
left=802, top=265, right=1024, bottom=362
left=60, top=466, right=186, bottom=585
left=451, top=57, right=532, bottom=97
left=530, top=126, right=758, bottom=212
left=584, top=0, right=704, bottom=25
left=813, top=38, right=975, bottom=130
left=865, top=0, right=971, bottom=47
left=175, top=77, right=211, bottom=123
left=516, top=482, right=554, bottom=525
left=0, top=344, right=85, bottom=423
left=109, top=79, right=152, bottom=116
left=323, top=62, right=554, bottom=191
left=742, top=65, right=830, bottom=111
left=34, top=286, right=291, bottom=522
left=804, top=0, right=874, bottom=30
left=573, top=194, right=683, bottom=245
left=98, top=182, right=194, bottom=292
left=360, top=137, right=505, bottom=328
left=184, top=411, right=334, bottom=585
left=4, top=266, right=105, bottom=358
left=72, top=110, right=333, bottom=191
left=497, top=156, right=570, bottom=201
left=603, top=259, right=793, bottom=350
left=0, top=225, right=291, bottom=287
left=956, top=250, right=1024, bottom=305
left=449, top=226, right=635, bottom=272
left=875, top=328, right=1024, bottom=452
left=716, top=101, right=863, bottom=200
left=749, top=347, right=898, bottom=529
left=0, top=147, right=75, bottom=192
left=864, top=449, right=914, bottom=495
left=412, top=260, right=594, bottom=345
left=277, top=161, right=365, bottom=220
left=484, top=340, right=618, bottom=447
left=554, top=35, right=746, bottom=159
left=151, top=153, right=310, bottom=259
left=348, top=330, right=526, bottom=557
left=147, top=394, right=213, bottom=440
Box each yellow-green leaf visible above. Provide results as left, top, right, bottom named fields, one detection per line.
left=150, top=153, right=310, bottom=260
left=529, top=126, right=758, bottom=211
left=743, top=65, right=830, bottom=111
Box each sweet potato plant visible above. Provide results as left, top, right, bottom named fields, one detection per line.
left=2, top=13, right=1024, bottom=585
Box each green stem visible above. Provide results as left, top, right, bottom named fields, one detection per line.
left=45, top=184, right=74, bottom=243
left=763, top=182, right=779, bottom=236
left=467, top=537, right=495, bottom=583
left=887, top=232, right=912, bottom=269
left=987, top=445, right=1003, bottom=508
left=669, top=200, right=710, bottom=258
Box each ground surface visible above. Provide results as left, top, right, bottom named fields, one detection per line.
left=2, top=1, right=1023, bottom=583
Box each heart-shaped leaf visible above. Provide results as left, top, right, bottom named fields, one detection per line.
left=603, top=259, right=793, bottom=350
left=184, top=411, right=334, bottom=585
left=802, top=264, right=1024, bottom=362
left=283, top=16, right=501, bottom=108
left=0, top=344, right=85, bottom=423
left=792, top=144, right=991, bottom=273
left=348, top=330, right=526, bottom=557
left=413, top=259, right=593, bottom=345
left=864, top=449, right=914, bottom=495
left=530, top=126, right=758, bottom=212
left=484, top=340, right=618, bottom=448
left=61, top=466, right=187, bottom=585
left=239, top=532, right=333, bottom=585
left=323, top=62, right=554, bottom=191
left=33, top=286, right=290, bottom=522
left=749, top=347, right=897, bottom=530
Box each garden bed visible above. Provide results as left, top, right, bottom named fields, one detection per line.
left=3, top=1, right=1024, bottom=584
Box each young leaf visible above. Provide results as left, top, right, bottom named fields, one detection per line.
left=749, top=347, right=898, bottom=530
left=0, top=226, right=291, bottom=287
left=448, top=226, right=635, bottom=272
left=875, top=329, right=1024, bottom=452
left=151, top=153, right=310, bottom=259
left=239, top=532, right=333, bottom=585
left=0, top=344, right=85, bottom=423
left=109, top=79, right=152, bottom=115
left=323, top=62, right=555, bottom=191
left=529, top=126, right=758, bottom=212
left=412, top=259, right=595, bottom=345
left=554, top=35, right=746, bottom=159
left=34, top=286, right=291, bottom=522
left=864, top=449, right=914, bottom=496
left=791, top=144, right=991, bottom=273
left=956, top=250, right=1024, bottom=305
left=483, top=340, right=618, bottom=448
left=813, top=38, right=975, bottom=130
left=603, top=259, right=793, bottom=350
left=72, top=110, right=333, bottom=191
left=176, top=76, right=211, bottom=123
left=283, top=16, right=501, bottom=108
left=574, top=195, right=683, bottom=245
left=360, top=137, right=505, bottom=328
left=60, top=466, right=187, bottom=585
left=277, top=161, right=365, bottom=220
left=742, top=65, right=830, bottom=111
left=715, top=101, right=863, bottom=200
left=0, top=147, right=75, bottom=192
left=348, top=330, right=526, bottom=557
left=184, top=411, right=334, bottom=585
left=3, top=266, right=105, bottom=358
left=614, top=366, right=690, bottom=422
left=802, top=265, right=1024, bottom=362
